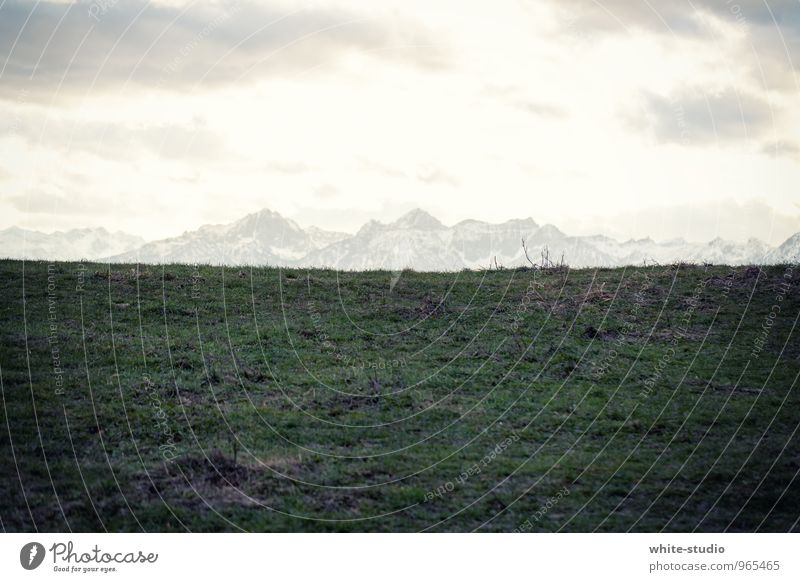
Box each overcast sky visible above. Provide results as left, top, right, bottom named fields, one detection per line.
left=1, top=0, right=798, bottom=245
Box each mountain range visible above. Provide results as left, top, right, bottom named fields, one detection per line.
left=0, top=226, right=144, bottom=262
left=1, top=208, right=798, bottom=269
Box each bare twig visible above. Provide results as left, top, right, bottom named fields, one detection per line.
left=521, top=238, right=536, bottom=269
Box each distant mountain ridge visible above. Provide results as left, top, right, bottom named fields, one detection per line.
left=0, top=226, right=144, bottom=261
left=2, top=208, right=798, bottom=268
left=106, top=209, right=349, bottom=266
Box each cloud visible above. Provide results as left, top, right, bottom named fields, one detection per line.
left=552, top=0, right=799, bottom=90
left=517, top=100, right=567, bottom=118
left=482, top=84, right=567, bottom=118
left=313, top=183, right=338, bottom=199
left=0, top=0, right=447, bottom=101
left=553, top=0, right=708, bottom=36
left=358, top=157, right=406, bottom=178
left=0, top=110, right=229, bottom=160
left=637, top=87, right=777, bottom=145
left=761, top=140, right=800, bottom=160
left=266, top=160, right=312, bottom=174
left=8, top=188, right=108, bottom=215
left=415, top=163, right=459, bottom=187
left=356, top=158, right=462, bottom=185
left=553, top=0, right=799, bottom=37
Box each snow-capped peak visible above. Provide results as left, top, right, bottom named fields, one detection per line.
left=390, top=208, right=446, bottom=231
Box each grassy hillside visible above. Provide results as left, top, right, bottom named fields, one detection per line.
left=1, top=259, right=798, bottom=532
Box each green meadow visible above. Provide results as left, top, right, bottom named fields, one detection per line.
left=1, top=260, right=798, bottom=532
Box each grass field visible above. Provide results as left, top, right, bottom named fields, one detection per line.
left=1, top=259, right=798, bottom=532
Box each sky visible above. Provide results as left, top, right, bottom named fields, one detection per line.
left=0, top=0, right=798, bottom=245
